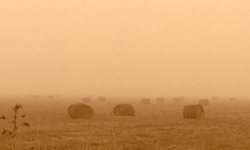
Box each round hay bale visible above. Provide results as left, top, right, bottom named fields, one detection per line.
left=141, top=98, right=150, bottom=104
left=82, top=97, right=91, bottom=103
left=179, top=96, right=185, bottom=101
left=156, top=97, right=165, bottom=103
left=230, top=97, right=237, bottom=101
left=212, top=96, right=218, bottom=101
left=173, top=98, right=181, bottom=102
left=198, top=99, right=209, bottom=106
left=33, top=95, right=40, bottom=99
left=113, top=103, right=135, bottom=116
left=183, top=104, right=204, bottom=119
left=47, top=95, right=54, bottom=99
left=68, top=103, right=94, bottom=119
left=98, top=96, right=106, bottom=102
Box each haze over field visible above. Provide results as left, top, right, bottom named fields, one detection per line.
left=1, top=1, right=250, bottom=98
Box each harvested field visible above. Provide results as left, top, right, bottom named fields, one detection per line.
left=1, top=97, right=250, bottom=150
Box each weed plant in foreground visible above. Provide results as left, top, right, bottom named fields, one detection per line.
left=0, top=104, right=30, bottom=150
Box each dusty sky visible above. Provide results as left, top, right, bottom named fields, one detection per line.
left=1, top=1, right=250, bottom=98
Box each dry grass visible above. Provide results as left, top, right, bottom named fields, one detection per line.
left=1, top=96, right=250, bottom=150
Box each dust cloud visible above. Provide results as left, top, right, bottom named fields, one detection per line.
left=1, top=1, right=250, bottom=99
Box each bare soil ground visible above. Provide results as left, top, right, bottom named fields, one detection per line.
left=1, top=96, right=250, bottom=150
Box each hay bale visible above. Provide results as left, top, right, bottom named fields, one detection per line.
left=230, top=97, right=237, bottom=101
left=141, top=98, right=150, bottom=104
left=212, top=96, right=218, bottom=101
left=82, top=97, right=91, bottom=103
left=47, top=95, right=54, bottom=99
left=68, top=103, right=94, bottom=119
left=173, top=98, right=181, bottom=102
left=156, top=97, right=165, bottom=103
left=183, top=104, right=204, bottom=119
left=98, top=96, right=106, bottom=102
left=113, top=103, right=135, bottom=116
left=198, top=99, right=209, bottom=106
left=33, top=95, right=40, bottom=99
left=179, top=96, right=185, bottom=101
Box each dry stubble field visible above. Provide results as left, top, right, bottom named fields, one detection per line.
left=1, top=96, right=250, bottom=150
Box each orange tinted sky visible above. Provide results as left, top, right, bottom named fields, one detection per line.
left=1, top=1, right=250, bottom=98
